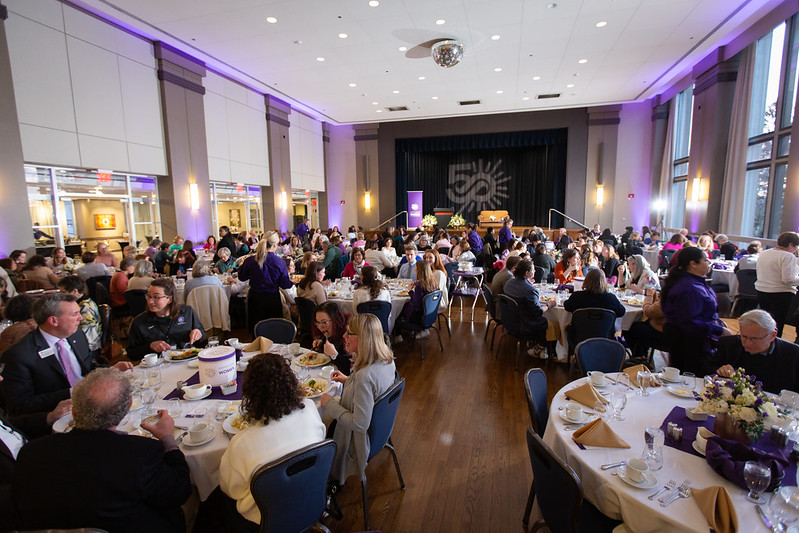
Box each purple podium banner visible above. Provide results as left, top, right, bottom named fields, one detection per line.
left=408, top=191, right=423, bottom=228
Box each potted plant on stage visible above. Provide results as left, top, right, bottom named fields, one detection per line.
left=448, top=213, right=466, bottom=230
left=421, top=214, right=438, bottom=231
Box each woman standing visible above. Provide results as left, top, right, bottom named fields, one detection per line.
left=238, top=232, right=293, bottom=334
left=498, top=217, right=514, bottom=249
left=755, top=231, right=799, bottom=337
left=320, top=314, right=396, bottom=485
left=662, top=247, right=730, bottom=375
left=297, top=261, right=328, bottom=306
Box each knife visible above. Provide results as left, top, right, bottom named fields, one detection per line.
left=756, top=504, right=778, bottom=532
left=606, top=375, right=633, bottom=390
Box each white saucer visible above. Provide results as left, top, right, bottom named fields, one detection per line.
left=617, top=465, right=658, bottom=489
left=139, top=359, right=163, bottom=368
left=182, top=389, right=213, bottom=401
left=658, top=373, right=681, bottom=384
left=692, top=441, right=706, bottom=456
left=187, top=359, right=199, bottom=368
left=591, top=380, right=610, bottom=389
left=182, top=433, right=215, bottom=447
left=666, top=385, right=695, bottom=399
left=559, top=409, right=589, bottom=424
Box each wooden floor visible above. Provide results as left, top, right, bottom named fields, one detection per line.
left=321, top=302, right=571, bottom=533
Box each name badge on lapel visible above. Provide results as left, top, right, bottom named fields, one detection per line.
left=38, top=348, right=55, bottom=359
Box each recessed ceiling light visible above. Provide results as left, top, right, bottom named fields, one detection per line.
left=533, top=76, right=541, bottom=81
left=393, top=90, right=400, bottom=94
left=376, top=109, right=383, bottom=112
left=547, top=3, right=557, bottom=8
left=566, top=83, right=575, bottom=88
left=494, top=67, right=503, bottom=72
left=418, top=76, right=426, bottom=80
left=368, top=0, right=379, bottom=6
left=435, top=19, right=446, bottom=25
left=432, top=96, right=439, bottom=100
left=266, top=16, right=277, bottom=23
left=338, top=33, right=348, bottom=39
left=496, top=90, right=504, bottom=94
left=316, top=57, right=325, bottom=62
left=596, top=21, right=607, bottom=28
left=372, top=101, right=379, bottom=105
left=399, top=46, right=408, bottom=52
left=348, top=82, right=357, bottom=87
left=491, top=34, right=501, bottom=41
left=522, top=96, right=530, bottom=101
left=578, top=58, right=588, bottom=64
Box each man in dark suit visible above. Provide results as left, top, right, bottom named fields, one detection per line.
left=12, top=367, right=192, bottom=532
left=1, top=293, right=131, bottom=415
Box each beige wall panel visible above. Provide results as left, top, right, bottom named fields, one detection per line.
left=78, top=134, right=128, bottom=170
left=68, top=37, right=125, bottom=140
left=204, top=92, right=230, bottom=160
left=226, top=99, right=250, bottom=163
left=119, top=57, right=164, bottom=149
left=19, top=124, right=80, bottom=167
left=208, top=156, right=231, bottom=182
left=62, top=4, right=117, bottom=52
left=6, top=0, right=64, bottom=32
left=113, top=29, right=155, bottom=67
left=127, top=142, right=166, bottom=176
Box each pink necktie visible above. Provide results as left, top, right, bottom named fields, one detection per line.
left=56, top=339, right=78, bottom=387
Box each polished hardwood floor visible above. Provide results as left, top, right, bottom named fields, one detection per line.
left=322, top=303, right=571, bottom=533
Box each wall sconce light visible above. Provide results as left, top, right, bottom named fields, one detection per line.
left=280, top=190, right=287, bottom=212
left=189, top=183, right=199, bottom=211
left=364, top=191, right=371, bottom=210
left=595, top=185, right=604, bottom=207
left=691, top=177, right=701, bottom=203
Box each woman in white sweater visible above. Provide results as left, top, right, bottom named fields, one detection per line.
left=219, top=353, right=325, bottom=526
left=296, top=261, right=328, bottom=306
left=755, top=231, right=799, bottom=336
left=320, top=313, right=396, bottom=485
left=352, top=266, right=391, bottom=314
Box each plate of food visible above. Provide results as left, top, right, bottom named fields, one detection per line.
left=328, top=291, right=342, bottom=299
left=164, top=347, right=200, bottom=363
left=294, top=352, right=331, bottom=368
left=223, top=413, right=252, bottom=435
left=666, top=385, right=695, bottom=398
left=300, top=378, right=330, bottom=399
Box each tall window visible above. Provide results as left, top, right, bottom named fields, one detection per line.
left=670, top=87, right=694, bottom=230
left=743, top=16, right=799, bottom=238
left=209, top=183, right=263, bottom=239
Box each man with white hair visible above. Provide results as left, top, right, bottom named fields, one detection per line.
left=11, top=368, right=191, bottom=531
left=716, top=309, right=799, bottom=393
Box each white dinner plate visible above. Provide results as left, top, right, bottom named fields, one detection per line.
left=223, top=413, right=250, bottom=435
left=182, top=389, right=213, bottom=401
left=666, top=385, right=695, bottom=399
left=658, top=374, right=682, bottom=384
left=617, top=465, right=658, bottom=489
left=163, top=349, right=200, bottom=363
left=300, top=378, right=331, bottom=399
left=53, top=413, right=74, bottom=433
left=293, top=352, right=331, bottom=368
left=181, top=433, right=216, bottom=447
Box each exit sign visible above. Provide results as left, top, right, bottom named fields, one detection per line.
left=628, top=193, right=635, bottom=199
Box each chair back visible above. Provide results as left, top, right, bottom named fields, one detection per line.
left=524, top=368, right=548, bottom=437
left=570, top=307, right=617, bottom=344
left=338, top=254, right=349, bottom=277
left=659, top=249, right=676, bottom=272
left=444, top=262, right=458, bottom=280
left=496, top=294, right=521, bottom=337
left=14, top=279, right=48, bottom=292
left=250, top=439, right=336, bottom=533
left=124, top=289, right=148, bottom=317
left=357, top=300, right=392, bottom=335
left=367, top=378, right=405, bottom=462
left=421, top=291, right=443, bottom=328
left=294, top=297, right=318, bottom=337
left=254, top=318, right=297, bottom=344
left=98, top=303, right=111, bottom=347
left=527, top=428, right=583, bottom=533
left=185, top=285, right=230, bottom=331
left=575, top=338, right=626, bottom=375
left=481, top=284, right=498, bottom=321
left=735, top=269, right=757, bottom=297
left=93, top=281, right=111, bottom=306
left=437, top=247, right=450, bottom=256
left=534, top=266, right=545, bottom=284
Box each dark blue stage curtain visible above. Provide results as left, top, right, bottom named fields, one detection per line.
left=395, top=129, right=567, bottom=227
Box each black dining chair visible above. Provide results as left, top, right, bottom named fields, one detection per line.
left=495, top=294, right=538, bottom=372
left=481, top=283, right=502, bottom=351
left=124, top=289, right=148, bottom=317
left=294, top=297, right=317, bottom=347
left=567, top=308, right=617, bottom=376
left=534, top=266, right=545, bottom=284
left=575, top=338, right=626, bottom=376
left=522, top=368, right=548, bottom=528
left=253, top=318, right=297, bottom=344
left=731, top=269, right=758, bottom=317
left=526, top=428, right=621, bottom=533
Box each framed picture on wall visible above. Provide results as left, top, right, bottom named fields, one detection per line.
left=94, top=214, right=116, bottom=230
left=229, top=209, right=241, bottom=228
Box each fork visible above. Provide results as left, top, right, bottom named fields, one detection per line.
left=663, top=487, right=692, bottom=507
left=648, top=479, right=676, bottom=501
left=660, top=481, right=691, bottom=506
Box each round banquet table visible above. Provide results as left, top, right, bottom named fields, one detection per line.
left=711, top=261, right=739, bottom=298
left=543, top=375, right=794, bottom=532
left=642, top=247, right=661, bottom=270
left=323, top=279, right=411, bottom=333
left=172, top=274, right=247, bottom=304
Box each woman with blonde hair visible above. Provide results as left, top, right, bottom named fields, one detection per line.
left=320, top=313, right=396, bottom=485
left=126, top=259, right=154, bottom=292
left=298, top=251, right=317, bottom=275
left=398, top=260, right=438, bottom=324
left=423, top=249, right=449, bottom=311
left=238, top=231, right=293, bottom=332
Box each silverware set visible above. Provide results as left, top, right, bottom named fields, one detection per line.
left=659, top=480, right=691, bottom=507
left=648, top=479, right=676, bottom=501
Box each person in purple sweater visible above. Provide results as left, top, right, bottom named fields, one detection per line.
left=466, top=223, right=483, bottom=254
left=498, top=217, right=514, bottom=249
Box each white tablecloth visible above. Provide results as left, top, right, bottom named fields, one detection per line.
left=172, top=275, right=246, bottom=304
left=711, top=264, right=738, bottom=298
left=543, top=376, right=790, bottom=533
left=324, top=280, right=411, bottom=332
left=642, top=248, right=661, bottom=270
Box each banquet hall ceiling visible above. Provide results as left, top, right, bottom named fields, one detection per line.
left=73, top=0, right=780, bottom=124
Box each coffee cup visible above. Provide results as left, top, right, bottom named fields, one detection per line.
left=663, top=367, right=680, bottom=381
left=320, top=365, right=334, bottom=380
left=142, top=353, right=158, bottom=366
left=289, top=342, right=301, bottom=355
left=189, top=422, right=213, bottom=443
left=236, top=360, right=249, bottom=372
left=625, top=458, right=649, bottom=483
left=183, top=383, right=210, bottom=399
left=565, top=402, right=583, bottom=422
left=694, top=427, right=714, bottom=455
left=226, top=338, right=239, bottom=348
left=587, top=371, right=605, bottom=386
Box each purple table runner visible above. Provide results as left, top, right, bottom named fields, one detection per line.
left=163, top=371, right=243, bottom=401
left=659, top=405, right=797, bottom=486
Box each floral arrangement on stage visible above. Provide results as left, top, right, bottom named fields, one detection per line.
left=698, top=369, right=778, bottom=441
left=448, top=213, right=466, bottom=228
left=421, top=214, right=438, bottom=227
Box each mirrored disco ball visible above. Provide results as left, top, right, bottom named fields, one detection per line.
left=432, top=40, right=464, bottom=68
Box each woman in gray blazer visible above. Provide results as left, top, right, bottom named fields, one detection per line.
left=320, top=313, right=396, bottom=485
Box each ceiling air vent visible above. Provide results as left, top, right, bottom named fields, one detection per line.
left=386, top=106, right=409, bottom=112
left=458, top=99, right=481, bottom=106
left=537, top=93, right=561, bottom=99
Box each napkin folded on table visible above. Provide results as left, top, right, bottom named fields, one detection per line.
left=692, top=486, right=737, bottom=533
left=624, top=364, right=661, bottom=388
left=244, top=336, right=273, bottom=354
left=705, top=436, right=790, bottom=491
left=565, top=382, right=609, bottom=410
left=572, top=419, right=630, bottom=448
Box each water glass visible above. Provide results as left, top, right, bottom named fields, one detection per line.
left=682, top=372, right=696, bottom=391
left=770, top=486, right=799, bottom=525
left=637, top=370, right=652, bottom=397
left=146, top=368, right=162, bottom=389
left=641, top=427, right=664, bottom=471
left=594, top=400, right=609, bottom=421
left=207, top=336, right=219, bottom=348
left=610, top=391, right=627, bottom=421
left=744, top=461, right=772, bottom=503
left=168, top=399, right=183, bottom=419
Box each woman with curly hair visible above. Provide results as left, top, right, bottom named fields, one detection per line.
left=311, top=301, right=351, bottom=375
left=220, top=353, right=325, bottom=527
left=320, top=314, right=396, bottom=485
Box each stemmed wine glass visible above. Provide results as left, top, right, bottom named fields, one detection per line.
left=743, top=461, right=772, bottom=503
left=610, top=391, right=627, bottom=421
left=637, top=370, right=652, bottom=397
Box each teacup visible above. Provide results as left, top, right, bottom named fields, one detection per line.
left=189, top=422, right=213, bottom=443
left=183, top=383, right=210, bottom=399
left=142, top=353, right=158, bottom=366
left=320, top=365, right=335, bottom=380
left=565, top=402, right=583, bottom=422
left=289, top=342, right=301, bottom=355
left=236, top=360, right=249, bottom=372
left=625, top=458, right=649, bottom=483
left=694, top=427, right=715, bottom=455
left=662, top=367, right=680, bottom=381
left=226, top=338, right=239, bottom=348
left=587, top=371, right=605, bottom=386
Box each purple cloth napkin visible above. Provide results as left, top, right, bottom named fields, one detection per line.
left=555, top=284, right=574, bottom=293
left=659, top=406, right=797, bottom=488
left=706, top=436, right=792, bottom=491
left=162, top=370, right=243, bottom=401
left=712, top=262, right=731, bottom=271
